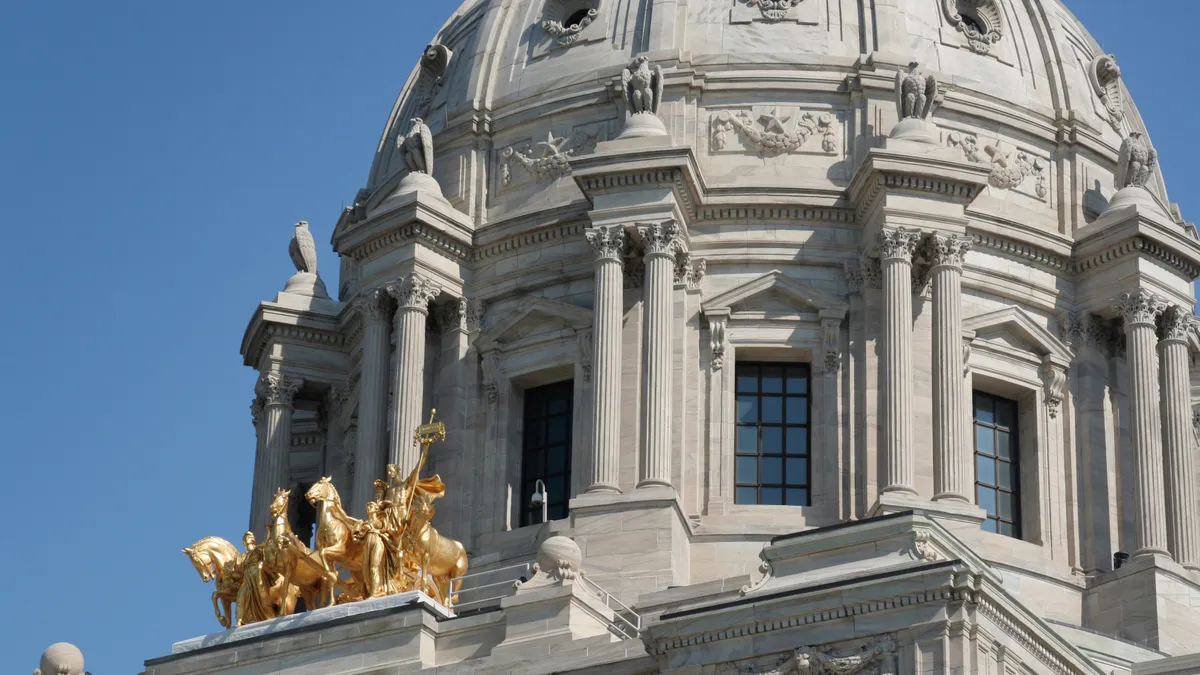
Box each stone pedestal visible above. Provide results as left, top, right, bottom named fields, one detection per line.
left=493, top=583, right=617, bottom=656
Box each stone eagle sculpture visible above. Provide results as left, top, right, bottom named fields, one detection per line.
left=896, top=62, right=938, bottom=121
left=621, top=55, right=663, bottom=116
left=398, top=117, right=435, bottom=175
left=288, top=221, right=318, bottom=275
left=1116, top=131, right=1157, bottom=190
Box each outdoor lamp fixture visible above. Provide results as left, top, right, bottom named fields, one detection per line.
left=531, top=479, right=549, bottom=523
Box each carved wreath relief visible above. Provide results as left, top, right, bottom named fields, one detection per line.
left=501, top=127, right=599, bottom=187
left=946, top=132, right=1048, bottom=200
left=942, top=0, right=1004, bottom=55
left=711, top=108, right=838, bottom=156
left=716, top=637, right=897, bottom=675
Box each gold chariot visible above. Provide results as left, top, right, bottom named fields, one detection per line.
left=183, top=410, right=468, bottom=628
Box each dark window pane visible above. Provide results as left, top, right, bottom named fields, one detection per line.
left=736, top=457, right=758, bottom=484
left=976, top=455, right=995, bottom=486
left=977, top=486, right=997, bottom=515
left=737, top=396, right=758, bottom=423
left=546, top=446, right=567, bottom=474
left=997, top=491, right=1014, bottom=520
left=761, top=426, right=783, bottom=454
left=527, top=422, right=545, bottom=448
left=737, top=426, right=759, bottom=454
left=996, top=399, right=1016, bottom=430
left=997, top=520, right=1015, bottom=537
left=976, top=426, right=994, bottom=456
left=547, top=417, right=568, bottom=443
left=547, top=475, right=566, bottom=499
left=997, top=461, right=1015, bottom=490
left=760, top=397, right=783, bottom=423
left=761, top=367, right=783, bottom=393
left=736, top=487, right=758, bottom=504
left=786, top=372, right=808, bottom=395
left=785, top=428, right=808, bottom=455
left=786, top=397, right=808, bottom=425
left=761, top=457, right=783, bottom=484
left=785, top=488, right=809, bottom=506
left=548, top=396, right=569, bottom=415
left=737, top=369, right=759, bottom=393
left=786, top=458, right=808, bottom=485
left=982, top=518, right=998, bottom=533
left=974, top=394, right=995, bottom=424
left=760, top=487, right=783, bottom=505
left=520, top=380, right=574, bottom=527
left=996, top=430, right=1012, bottom=460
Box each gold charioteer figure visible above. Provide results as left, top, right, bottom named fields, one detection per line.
left=185, top=409, right=468, bottom=628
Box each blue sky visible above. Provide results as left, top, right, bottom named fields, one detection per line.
left=0, top=2, right=1194, bottom=674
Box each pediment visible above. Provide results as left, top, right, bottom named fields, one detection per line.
left=703, top=270, right=848, bottom=319
left=964, top=307, right=1073, bottom=366
left=474, top=296, right=592, bottom=352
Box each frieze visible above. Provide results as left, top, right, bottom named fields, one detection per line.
left=711, top=108, right=838, bottom=156
left=501, top=128, right=599, bottom=187
left=946, top=132, right=1047, bottom=200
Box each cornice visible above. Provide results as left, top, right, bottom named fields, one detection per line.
left=971, top=230, right=1070, bottom=272
left=474, top=221, right=589, bottom=262
left=847, top=148, right=992, bottom=223
left=693, top=204, right=854, bottom=225
left=1074, top=235, right=1200, bottom=280
left=347, top=221, right=471, bottom=263
left=241, top=300, right=346, bottom=368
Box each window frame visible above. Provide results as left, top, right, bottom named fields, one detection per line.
left=733, top=361, right=813, bottom=506
left=519, top=379, right=575, bottom=527
left=973, top=390, right=1022, bottom=539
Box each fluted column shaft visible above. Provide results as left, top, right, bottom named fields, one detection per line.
left=1115, top=290, right=1169, bottom=558
left=387, top=274, right=442, bottom=474
left=927, top=234, right=972, bottom=502
left=1158, top=306, right=1200, bottom=568
left=879, top=227, right=921, bottom=495
left=248, top=398, right=267, bottom=535
left=353, top=290, right=392, bottom=515
left=638, top=221, right=681, bottom=489
left=585, top=225, right=626, bottom=492
left=251, top=373, right=301, bottom=536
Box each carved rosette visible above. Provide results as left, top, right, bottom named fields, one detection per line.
left=877, top=227, right=922, bottom=263
left=385, top=274, right=442, bottom=313
left=353, top=288, right=391, bottom=325
left=585, top=225, right=627, bottom=263
left=638, top=221, right=683, bottom=259
left=256, top=373, right=302, bottom=408
left=709, top=319, right=728, bottom=372
left=924, top=233, right=972, bottom=270
left=1159, top=305, right=1192, bottom=343
left=1114, top=290, right=1167, bottom=327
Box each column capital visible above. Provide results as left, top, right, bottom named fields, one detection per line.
left=326, top=385, right=351, bottom=421
left=843, top=261, right=864, bottom=294
left=1114, top=290, right=1167, bottom=328
left=434, top=298, right=482, bottom=335
left=923, top=232, right=972, bottom=270
left=352, top=288, right=391, bottom=325
left=877, top=226, right=922, bottom=263
left=385, top=274, right=442, bottom=312
left=1158, top=305, right=1193, bottom=344
left=585, top=225, right=627, bottom=262
left=674, top=251, right=706, bottom=290
left=256, top=372, right=302, bottom=408
left=250, top=397, right=265, bottom=426
left=637, top=220, right=683, bottom=259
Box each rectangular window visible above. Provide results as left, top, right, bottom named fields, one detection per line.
left=521, top=380, right=574, bottom=526
left=734, top=362, right=811, bottom=506
left=973, top=391, right=1021, bottom=538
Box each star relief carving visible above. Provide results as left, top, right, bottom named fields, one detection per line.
left=711, top=107, right=838, bottom=156
left=758, top=108, right=791, bottom=134
left=502, top=128, right=598, bottom=186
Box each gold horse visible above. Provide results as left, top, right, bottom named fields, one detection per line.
left=305, top=477, right=367, bottom=600
left=265, top=488, right=337, bottom=610
left=402, top=480, right=468, bottom=607
left=184, top=536, right=242, bottom=628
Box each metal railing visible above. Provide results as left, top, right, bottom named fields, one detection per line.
left=577, top=575, right=642, bottom=640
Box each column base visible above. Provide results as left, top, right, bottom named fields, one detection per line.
left=932, top=492, right=970, bottom=504
left=584, top=483, right=622, bottom=494
left=1133, top=546, right=1173, bottom=559
left=880, top=485, right=919, bottom=496
left=869, top=492, right=987, bottom=527
left=636, top=478, right=674, bottom=490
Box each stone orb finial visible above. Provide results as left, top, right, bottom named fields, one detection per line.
left=536, top=535, right=583, bottom=581
left=36, top=642, right=85, bottom=675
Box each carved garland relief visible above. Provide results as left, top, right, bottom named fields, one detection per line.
left=732, top=0, right=819, bottom=25
left=500, top=127, right=600, bottom=187
left=946, top=131, right=1048, bottom=200
left=711, top=108, right=839, bottom=156
left=538, top=0, right=602, bottom=51
left=941, top=0, right=1004, bottom=55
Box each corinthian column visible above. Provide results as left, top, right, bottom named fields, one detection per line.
left=352, top=289, right=392, bottom=514
left=1114, top=290, right=1169, bottom=558
left=386, top=274, right=442, bottom=473
left=248, top=397, right=266, bottom=534
left=925, top=233, right=972, bottom=502
left=878, top=227, right=922, bottom=495
left=251, top=372, right=301, bottom=536
left=585, top=225, right=626, bottom=493
left=637, top=221, right=682, bottom=489
left=1158, top=306, right=1200, bottom=569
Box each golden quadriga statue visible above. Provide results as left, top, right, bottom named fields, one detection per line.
left=184, top=411, right=469, bottom=629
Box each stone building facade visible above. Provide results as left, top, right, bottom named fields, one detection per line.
left=146, top=0, right=1200, bottom=673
